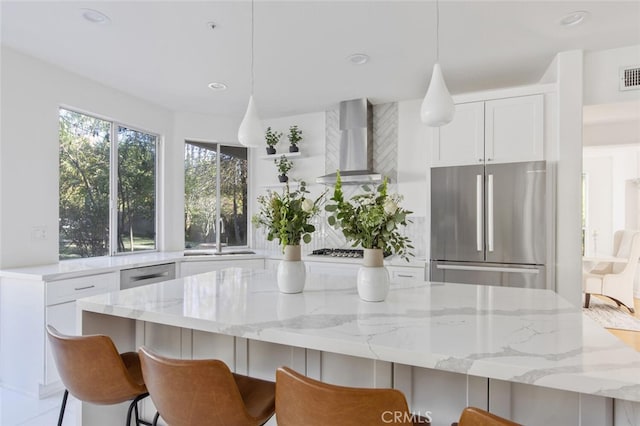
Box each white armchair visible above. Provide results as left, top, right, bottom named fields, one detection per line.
left=583, top=230, right=640, bottom=313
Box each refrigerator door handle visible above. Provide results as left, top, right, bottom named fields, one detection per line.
left=476, top=174, right=483, bottom=252
left=436, top=264, right=540, bottom=274
left=487, top=173, right=494, bottom=252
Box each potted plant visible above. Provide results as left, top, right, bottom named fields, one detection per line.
left=265, top=127, right=282, bottom=155
left=253, top=182, right=325, bottom=293
left=288, top=125, right=302, bottom=153
left=275, top=155, right=293, bottom=183
left=325, top=171, right=413, bottom=301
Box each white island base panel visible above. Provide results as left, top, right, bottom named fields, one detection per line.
left=78, top=269, right=640, bottom=426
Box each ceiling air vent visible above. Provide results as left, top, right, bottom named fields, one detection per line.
left=619, top=65, right=640, bottom=91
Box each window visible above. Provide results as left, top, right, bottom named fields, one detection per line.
left=59, top=109, right=158, bottom=259
left=184, top=142, right=248, bottom=250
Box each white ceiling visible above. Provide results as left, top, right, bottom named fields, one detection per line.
left=2, top=1, right=640, bottom=119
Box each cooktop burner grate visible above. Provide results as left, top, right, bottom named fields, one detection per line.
left=310, top=248, right=364, bottom=258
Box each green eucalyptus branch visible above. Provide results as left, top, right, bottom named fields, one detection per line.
left=325, top=171, right=414, bottom=261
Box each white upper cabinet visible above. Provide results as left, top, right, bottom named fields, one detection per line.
left=431, top=94, right=543, bottom=167
left=431, top=102, right=484, bottom=167
left=485, top=94, right=543, bottom=164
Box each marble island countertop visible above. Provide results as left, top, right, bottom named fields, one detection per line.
left=77, top=268, right=640, bottom=403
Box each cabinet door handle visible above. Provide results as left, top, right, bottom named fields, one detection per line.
left=476, top=174, right=483, bottom=252
left=487, top=158, right=493, bottom=161
left=397, top=274, right=414, bottom=278
left=487, top=174, right=494, bottom=252
left=74, top=285, right=95, bottom=291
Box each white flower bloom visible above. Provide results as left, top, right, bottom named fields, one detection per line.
left=301, top=198, right=314, bottom=213
left=384, top=199, right=398, bottom=215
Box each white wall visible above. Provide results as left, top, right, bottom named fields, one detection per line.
left=0, top=47, right=175, bottom=268
left=583, top=145, right=640, bottom=256
left=547, top=50, right=584, bottom=305
left=397, top=99, right=431, bottom=260
left=584, top=45, right=640, bottom=106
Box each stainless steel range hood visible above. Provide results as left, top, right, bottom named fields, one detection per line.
left=316, top=99, right=383, bottom=185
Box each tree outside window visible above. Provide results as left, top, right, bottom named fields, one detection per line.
left=59, top=108, right=157, bottom=259
left=184, top=142, right=248, bottom=250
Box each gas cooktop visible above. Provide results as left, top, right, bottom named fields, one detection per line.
left=310, top=248, right=364, bottom=258
left=310, top=248, right=391, bottom=258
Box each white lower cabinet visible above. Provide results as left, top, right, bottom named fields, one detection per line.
left=44, top=301, right=75, bottom=384
left=387, top=265, right=426, bottom=282
left=268, top=261, right=426, bottom=281
left=0, top=271, right=119, bottom=397
left=179, top=259, right=264, bottom=277
left=305, top=261, right=360, bottom=277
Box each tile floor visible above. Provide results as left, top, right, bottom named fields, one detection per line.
left=0, top=387, right=76, bottom=425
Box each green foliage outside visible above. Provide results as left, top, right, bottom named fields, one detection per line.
left=184, top=143, right=248, bottom=248
left=59, top=109, right=157, bottom=259
left=117, top=127, right=156, bottom=253
left=59, top=110, right=111, bottom=258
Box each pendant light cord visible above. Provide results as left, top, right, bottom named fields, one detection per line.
left=436, top=0, right=440, bottom=62
left=251, top=0, right=255, bottom=95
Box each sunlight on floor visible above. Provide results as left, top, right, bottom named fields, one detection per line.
left=605, top=297, right=640, bottom=351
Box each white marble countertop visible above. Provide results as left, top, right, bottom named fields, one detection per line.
left=0, top=249, right=424, bottom=281
left=77, top=268, right=640, bottom=403
left=0, top=251, right=263, bottom=281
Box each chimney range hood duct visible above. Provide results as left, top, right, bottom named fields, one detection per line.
left=316, top=99, right=383, bottom=185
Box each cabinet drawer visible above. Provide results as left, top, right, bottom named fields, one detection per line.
left=46, top=272, right=119, bottom=306
left=180, top=259, right=264, bottom=278
left=388, top=267, right=425, bottom=283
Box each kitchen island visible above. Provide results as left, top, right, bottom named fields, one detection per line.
left=78, top=268, right=640, bottom=426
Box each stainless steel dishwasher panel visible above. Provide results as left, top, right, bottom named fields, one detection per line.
left=120, top=263, right=176, bottom=290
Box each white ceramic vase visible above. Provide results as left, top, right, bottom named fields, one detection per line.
left=357, top=248, right=390, bottom=302
left=277, top=245, right=306, bottom=294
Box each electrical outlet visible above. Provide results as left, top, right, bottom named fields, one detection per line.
left=31, top=226, right=47, bottom=242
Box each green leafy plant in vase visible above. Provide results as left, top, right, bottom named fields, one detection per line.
left=253, top=182, right=326, bottom=293
left=288, top=125, right=303, bottom=153
left=325, top=171, right=413, bottom=301
left=265, top=127, right=282, bottom=155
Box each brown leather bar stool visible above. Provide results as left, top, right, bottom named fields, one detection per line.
left=46, top=325, right=151, bottom=426
left=454, top=406, right=521, bottom=426
left=275, top=366, right=430, bottom=426
left=138, top=346, right=275, bottom=426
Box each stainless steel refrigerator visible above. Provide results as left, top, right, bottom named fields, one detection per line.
left=430, top=161, right=547, bottom=289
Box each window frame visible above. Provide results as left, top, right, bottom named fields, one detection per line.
left=184, top=140, right=249, bottom=252
left=58, top=106, right=161, bottom=258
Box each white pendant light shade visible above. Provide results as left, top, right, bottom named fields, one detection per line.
left=420, top=63, right=454, bottom=127
left=238, top=95, right=263, bottom=148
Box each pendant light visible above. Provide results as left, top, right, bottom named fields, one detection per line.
left=238, top=0, right=263, bottom=147
left=420, top=0, right=454, bottom=127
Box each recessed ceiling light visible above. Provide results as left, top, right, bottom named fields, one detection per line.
left=208, top=82, right=228, bottom=91
left=80, top=8, right=111, bottom=24
left=560, top=11, right=589, bottom=27
left=206, top=22, right=216, bottom=31
left=347, top=53, right=369, bottom=65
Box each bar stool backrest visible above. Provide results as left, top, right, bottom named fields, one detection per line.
left=46, top=325, right=146, bottom=405
left=275, top=366, right=415, bottom=426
